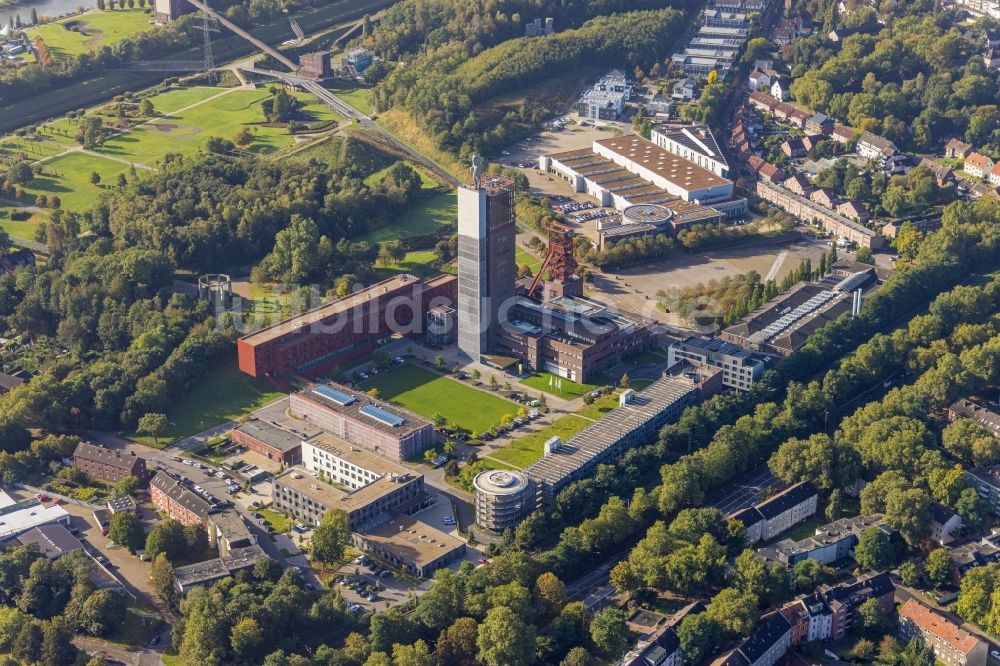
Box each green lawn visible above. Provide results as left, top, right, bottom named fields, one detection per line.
left=490, top=414, right=592, bottom=468
left=520, top=372, right=606, bottom=400
left=129, top=359, right=285, bottom=447
left=25, top=152, right=131, bottom=212
left=372, top=250, right=453, bottom=280
left=97, top=88, right=339, bottom=166
left=516, top=246, right=543, bottom=274
left=259, top=508, right=292, bottom=533
left=360, top=191, right=456, bottom=243
left=29, top=9, right=155, bottom=59
left=0, top=135, right=66, bottom=160
left=363, top=162, right=438, bottom=189
left=328, top=84, right=373, bottom=116
left=148, top=85, right=230, bottom=115
left=359, top=364, right=517, bottom=433
left=574, top=392, right=620, bottom=420
left=0, top=207, right=46, bottom=240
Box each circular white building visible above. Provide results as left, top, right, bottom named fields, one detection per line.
left=622, top=204, right=674, bottom=228
left=473, top=469, right=534, bottom=532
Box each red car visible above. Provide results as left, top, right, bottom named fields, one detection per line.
left=35, top=494, right=49, bottom=502
left=53, top=498, right=65, bottom=505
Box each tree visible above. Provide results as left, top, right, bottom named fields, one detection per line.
left=854, top=526, right=895, bottom=571
left=89, top=171, right=101, bottom=186
left=899, top=560, right=926, bottom=588
left=29, top=8, right=37, bottom=24
left=925, top=548, right=954, bottom=589
left=434, top=617, right=478, bottom=666
left=311, top=509, right=351, bottom=567
left=413, top=569, right=464, bottom=632
left=150, top=554, right=177, bottom=606
left=140, top=99, right=154, bottom=116
left=955, top=487, right=989, bottom=533
left=793, top=558, right=833, bottom=591
left=884, top=488, right=931, bottom=546
left=75, top=589, right=125, bottom=636
left=706, top=588, right=758, bottom=638
left=114, top=475, right=138, bottom=497
left=856, top=597, right=887, bottom=635
left=534, top=572, right=566, bottom=617
left=825, top=488, right=842, bottom=522
left=560, top=647, right=592, bottom=666
left=12, top=621, right=41, bottom=665
left=145, top=519, right=186, bottom=560
left=900, top=637, right=934, bottom=666
left=620, top=372, right=630, bottom=389
left=108, top=512, right=144, bottom=553
left=477, top=606, right=536, bottom=666
left=589, top=607, right=629, bottom=659
left=676, top=613, right=720, bottom=665
left=392, top=640, right=432, bottom=666
left=231, top=617, right=265, bottom=663
left=137, top=412, right=169, bottom=444
left=40, top=617, right=75, bottom=666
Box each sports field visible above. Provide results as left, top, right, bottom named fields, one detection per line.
left=96, top=88, right=340, bottom=165
left=360, top=192, right=456, bottom=243
left=129, top=359, right=284, bottom=447
left=490, top=414, right=591, bottom=468
left=516, top=246, right=543, bottom=274
left=30, top=10, right=154, bottom=59
left=358, top=364, right=517, bottom=433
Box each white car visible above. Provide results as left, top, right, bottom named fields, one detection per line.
left=194, top=485, right=204, bottom=493
left=182, top=459, right=193, bottom=466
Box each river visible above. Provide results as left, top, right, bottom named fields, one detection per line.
left=1, top=0, right=93, bottom=22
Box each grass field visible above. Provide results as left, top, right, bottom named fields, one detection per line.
left=359, top=364, right=517, bottom=433
left=149, top=86, right=230, bottom=114
left=520, top=371, right=606, bottom=400
left=97, top=88, right=339, bottom=165
left=26, top=152, right=131, bottom=212
left=372, top=250, right=453, bottom=280
left=516, top=246, right=543, bottom=274
left=363, top=162, right=438, bottom=190
left=574, top=392, right=620, bottom=421
left=30, top=9, right=154, bottom=59
left=328, top=84, right=374, bottom=116
left=0, top=206, right=47, bottom=239
left=490, top=414, right=591, bottom=468
left=129, top=359, right=285, bottom=447
left=360, top=192, right=456, bottom=243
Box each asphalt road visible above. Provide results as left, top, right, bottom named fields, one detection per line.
left=708, top=466, right=783, bottom=515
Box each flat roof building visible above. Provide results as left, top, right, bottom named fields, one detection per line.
left=651, top=125, right=730, bottom=178
left=231, top=419, right=303, bottom=466
left=237, top=273, right=457, bottom=379
left=772, top=514, right=886, bottom=565
left=525, top=374, right=701, bottom=504
left=173, top=544, right=269, bottom=594
left=473, top=469, right=534, bottom=532
left=0, top=492, right=70, bottom=539
left=289, top=383, right=437, bottom=462
left=351, top=512, right=466, bottom=578
left=667, top=336, right=764, bottom=391
left=272, top=463, right=428, bottom=532
left=205, top=508, right=256, bottom=557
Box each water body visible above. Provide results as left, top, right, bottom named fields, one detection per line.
left=1, top=0, right=93, bottom=23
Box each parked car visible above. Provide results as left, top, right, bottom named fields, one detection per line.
left=442, top=516, right=456, bottom=525
left=194, top=485, right=204, bottom=493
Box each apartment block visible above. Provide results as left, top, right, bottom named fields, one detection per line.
left=899, top=599, right=987, bottom=666
left=73, top=442, right=146, bottom=484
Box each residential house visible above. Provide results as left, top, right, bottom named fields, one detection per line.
left=810, top=188, right=839, bottom=208
left=806, top=113, right=833, bottom=135
left=990, top=163, right=1000, bottom=187
left=771, top=78, right=791, bottom=101
left=801, top=135, right=822, bottom=152
left=672, top=78, right=699, bottom=100
left=782, top=139, right=807, bottom=159
left=836, top=200, right=869, bottom=221
left=731, top=481, right=819, bottom=544
left=945, top=138, right=973, bottom=159
left=929, top=501, right=963, bottom=545
left=918, top=158, right=955, bottom=186
left=773, top=514, right=886, bottom=565
left=621, top=625, right=683, bottom=666
left=898, top=599, right=987, bottom=666
left=831, top=124, right=857, bottom=145
left=949, top=533, right=1000, bottom=582
left=748, top=68, right=772, bottom=92
left=784, top=173, right=812, bottom=196
left=828, top=23, right=880, bottom=42
left=856, top=131, right=899, bottom=163
left=965, top=466, right=1000, bottom=515
left=949, top=397, right=1000, bottom=435
left=984, top=48, right=1000, bottom=69
left=964, top=152, right=995, bottom=179
left=73, top=443, right=146, bottom=484
left=759, top=162, right=784, bottom=183
left=748, top=91, right=777, bottom=113
left=712, top=613, right=792, bottom=666
left=781, top=572, right=895, bottom=643
left=150, top=470, right=214, bottom=526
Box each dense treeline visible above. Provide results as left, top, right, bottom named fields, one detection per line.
left=786, top=11, right=1000, bottom=154
left=583, top=233, right=675, bottom=269
left=103, top=153, right=424, bottom=274
left=814, top=162, right=954, bottom=220
left=676, top=217, right=795, bottom=251
left=370, top=8, right=686, bottom=157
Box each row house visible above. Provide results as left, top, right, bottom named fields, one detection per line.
left=780, top=572, right=895, bottom=643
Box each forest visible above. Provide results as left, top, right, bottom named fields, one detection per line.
left=368, top=5, right=689, bottom=157
left=785, top=8, right=1000, bottom=154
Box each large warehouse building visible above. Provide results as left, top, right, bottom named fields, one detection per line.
left=540, top=134, right=747, bottom=219
left=237, top=273, right=457, bottom=378
left=289, top=383, right=437, bottom=461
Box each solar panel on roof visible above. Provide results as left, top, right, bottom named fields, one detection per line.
left=312, top=385, right=355, bottom=406
left=360, top=404, right=404, bottom=427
